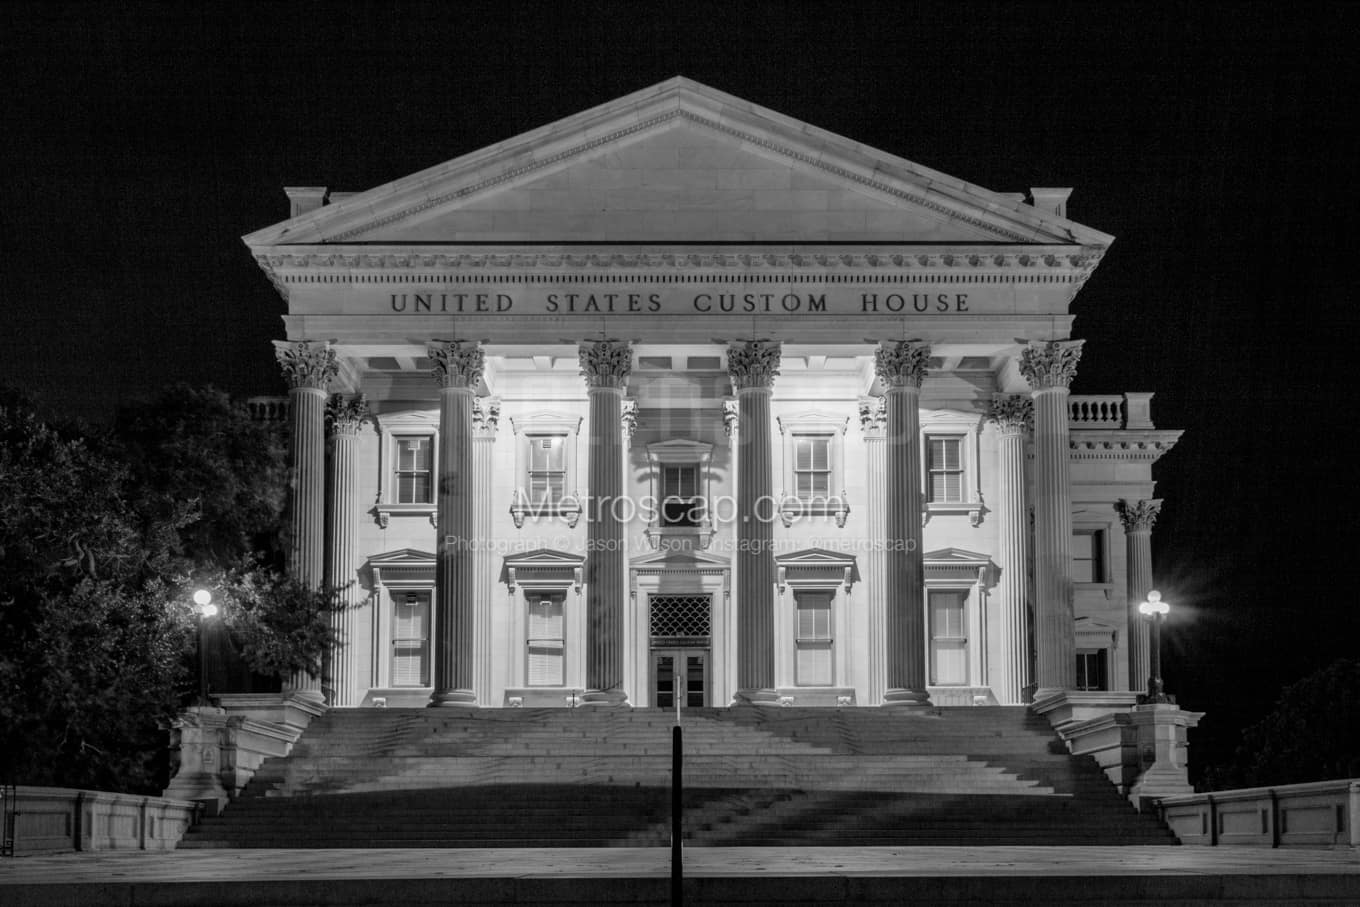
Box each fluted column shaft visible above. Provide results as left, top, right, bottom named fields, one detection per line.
left=860, top=398, right=888, bottom=705
left=1020, top=340, right=1084, bottom=696
left=728, top=341, right=781, bottom=704
left=580, top=341, right=632, bottom=706
left=428, top=341, right=483, bottom=708
left=274, top=341, right=337, bottom=705
left=988, top=396, right=1033, bottom=704
left=1116, top=498, right=1162, bottom=692
left=876, top=341, right=931, bottom=707
left=323, top=395, right=366, bottom=706
left=472, top=399, right=500, bottom=703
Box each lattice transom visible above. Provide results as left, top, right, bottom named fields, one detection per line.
left=649, top=595, right=711, bottom=639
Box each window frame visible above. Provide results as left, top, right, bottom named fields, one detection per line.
left=390, top=589, right=432, bottom=687
left=1075, top=647, right=1109, bottom=692
left=509, top=413, right=583, bottom=528
left=793, top=589, right=834, bottom=687
left=644, top=439, right=715, bottom=548
left=1072, top=525, right=1111, bottom=586
left=776, top=413, right=850, bottom=528
left=374, top=411, right=439, bottom=529
left=920, top=410, right=984, bottom=527
left=525, top=592, right=566, bottom=688
left=927, top=588, right=970, bottom=686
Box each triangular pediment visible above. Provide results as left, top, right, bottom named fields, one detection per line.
left=923, top=547, right=992, bottom=565
left=502, top=548, right=586, bottom=569
left=366, top=548, right=436, bottom=567
left=245, top=78, right=1110, bottom=249
left=630, top=548, right=730, bottom=569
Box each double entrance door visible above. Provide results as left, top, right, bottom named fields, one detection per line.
left=651, top=648, right=707, bottom=708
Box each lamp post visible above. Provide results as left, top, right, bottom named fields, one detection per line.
left=1137, top=590, right=1171, bottom=704
left=192, top=589, right=219, bottom=707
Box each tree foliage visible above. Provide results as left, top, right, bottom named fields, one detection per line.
left=1204, top=658, right=1360, bottom=790
left=0, top=386, right=339, bottom=793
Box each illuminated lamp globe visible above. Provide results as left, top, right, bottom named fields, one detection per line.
left=1138, top=590, right=1169, bottom=617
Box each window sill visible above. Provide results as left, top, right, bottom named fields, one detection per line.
left=779, top=497, right=850, bottom=528
left=510, top=501, right=582, bottom=529
left=645, top=524, right=714, bottom=551
left=374, top=503, right=437, bottom=529
left=924, top=500, right=984, bottom=528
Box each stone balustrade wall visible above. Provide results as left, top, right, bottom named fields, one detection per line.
left=1, top=786, right=198, bottom=855
left=1159, top=779, right=1360, bottom=848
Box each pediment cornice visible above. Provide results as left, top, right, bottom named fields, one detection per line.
left=1068, top=430, right=1182, bottom=463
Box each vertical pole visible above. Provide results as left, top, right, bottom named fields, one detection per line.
left=672, top=723, right=683, bottom=906
left=1148, top=613, right=1163, bottom=700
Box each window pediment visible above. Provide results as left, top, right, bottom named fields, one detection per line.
left=774, top=548, right=860, bottom=592
left=501, top=548, right=586, bottom=593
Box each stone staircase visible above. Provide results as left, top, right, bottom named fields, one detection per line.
left=180, top=707, right=1175, bottom=848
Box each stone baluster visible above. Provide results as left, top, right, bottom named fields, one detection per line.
left=580, top=341, right=632, bottom=706
left=323, top=393, right=367, bottom=707
left=273, top=340, right=337, bottom=705
left=1115, top=498, right=1162, bottom=693
left=876, top=341, right=932, bottom=707
left=987, top=394, right=1034, bottom=704
left=472, top=397, right=501, bottom=702
left=427, top=340, right=483, bottom=708
left=1019, top=340, right=1084, bottom=697
left=859, top=396, right=888, bottom=705
left=728, top=341, right=781, bottom=705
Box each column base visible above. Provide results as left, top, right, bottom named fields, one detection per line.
left=579, top=689, right=630, bottom=707
left=733, top=688, right=780, bottom=706
left=427, top=689, right=479, bottom=708
left=882, top=688, right=934, bottom=708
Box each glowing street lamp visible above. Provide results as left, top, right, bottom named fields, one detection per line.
left=192, top=589, right=219, bottom=707
left=1137, top=590, right=1171, bottom=704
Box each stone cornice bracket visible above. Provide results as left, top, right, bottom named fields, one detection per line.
left=858, top=395, right=886, bottom=432
left=325, top=393, right=369, bottom=435
left=722, top=399, right=739, bottom=437
left=874, top=339, right=931, bottom=388
left=621, top=399, right=639, bottom=440
left=1018, top=339, right=1085, bottom=390
left=428, top=340, right=485, bottom=389
left=579, top=339, right=633, bottom=389
left=727, top=340, right=781, bottom=391
left=986, top=394, right=1034, bottom=434
left=1115, top=498, right=1163, bottom=533
left=472, top=396, right=501, bottom=437
left=273, top=340, right=338, bottom=390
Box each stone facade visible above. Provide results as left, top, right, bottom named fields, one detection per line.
left=242, top=78, right=1182, bottom=713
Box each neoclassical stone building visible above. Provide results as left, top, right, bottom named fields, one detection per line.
left=245, top=78, right=1180, bottom=714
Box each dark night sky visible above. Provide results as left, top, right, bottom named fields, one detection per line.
left=3, top=1, right=1358, bottom=776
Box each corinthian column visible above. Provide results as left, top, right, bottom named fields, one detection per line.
left=1115, top=498, right=1162, bottom=693
left=323, top=394, right=367, bottom=706
left=427, top=340, right=483, bottom=708
left=987, top=395, right=1033, bottom=704
left=472, top=397, right=500, bottom=702
left=859, top=396, right=888, bottom=705
left=1019, top=340, right=1084, bottom=697
left=728, top=341, right=780, bottom=705
left=274, top=340, right=336, bottom=705
left=876, top=340, right=931, bottom=707
left=580, top=341, right=632, bottom=706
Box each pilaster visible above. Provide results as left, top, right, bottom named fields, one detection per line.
left=1116, top=498, right=1162, bottom=693
left=580, top=340, right=632, bottom=706
left=273, top=340, right=336, bottom=705
left=1019, top=339, right=1083, bottom=697
left=875, top=340, right=931, bottom=707
left=472, top=397, right=500, bottom=703
left=859, top=396, right=888, bottom=705
left=987, top=394, right=1033, bottom=704
left=323, top=393, right=367, bottom=706
left=728, top=340, right=781, bottom=705
left=427, top=340, right=483, bottom=708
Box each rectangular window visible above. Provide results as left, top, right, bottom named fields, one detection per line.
left=927, top=437, right=964, bottom=503
left=794, top=591, right=833, bottom=686
left=526, top=595, right=564, bottom=686
left=1076, top=648, right=1108, bottom=691
left=793, top=435, right=832, bottom=500
left=527, top=435, right=567, bottom=504
left=929, top=590, right=968, bottom=685
left=661, top=464, right=703, bottom=527
left=394, top=436, right=434, bottom=504
left=1072, top=530, right=1106, bottom=583
left=391, top=590, right=431, bottom=686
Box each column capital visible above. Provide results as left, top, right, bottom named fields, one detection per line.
left=472, top=396, right=501, bottom=438
left=428, top=340, right=485, bottom=389
left=579, top=339, right=633, bottom=389
left=325, top=393, right=368, bottom=436
left=274, top=340, right=337, bottom=390
left=722, top=399, right=740, bottom=437
left=1019, top=339, right=1085, bottom=390
left=727, top=340, right=781, bottom=391
left=874, top=340, right=931, bottom=388
left=986, top=394, right=1034, bottom=434
left=1115, top=498, right=1163, bottom=532
left=620, top=399, right=639, bottom=441
left=858, top=395, right=887, bottom=433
